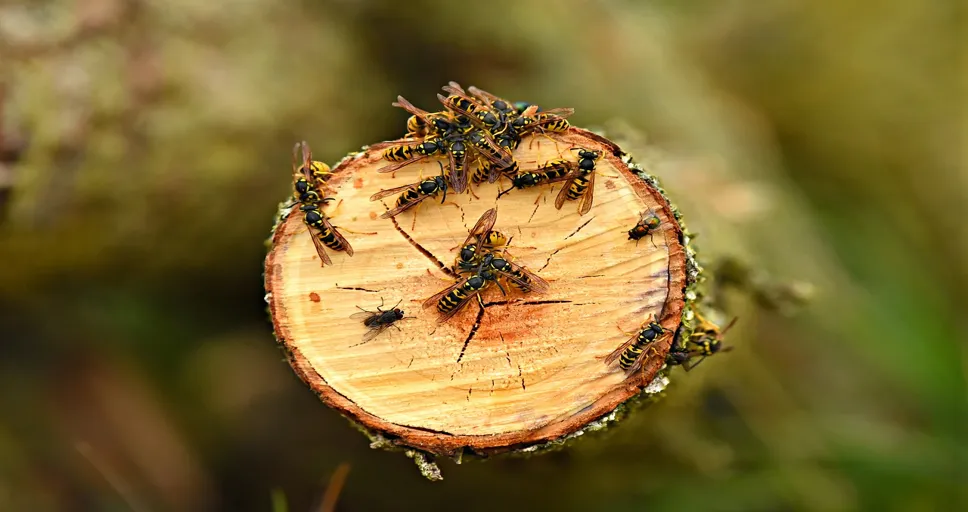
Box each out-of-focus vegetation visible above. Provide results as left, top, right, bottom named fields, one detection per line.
left=0, top=0, right=964, bottom=510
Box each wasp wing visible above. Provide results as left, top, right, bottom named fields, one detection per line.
left=435, top=288, right=484, bottom=324
left=460, top=208, right=498, bottom=256
left=306, top=224, right=334, bottom=267
left=576, top=168, right=596, bottom=216
left=379, top=192, right=436, bottom=219
left=496, top=260, right=550, bottom=294
left=370, top=181, right=420, bottom=201
left=447, top=145, right=469, bottom=194
left=422, top=275, right=472, bottom=309
left=470, top=130, right=514, bottom=168
left=537, top=107, right=575, bottom=119
left=603, top=331, right=642, bottom=367
left=378, top=153, right=435, bottom=174
left=553, top=167, right=585, bottom=211
left=467, top=85, right=514, bottom=112
left=392, top=95, right=438, bottom=127
left=318, top=214, right=354, bottom=257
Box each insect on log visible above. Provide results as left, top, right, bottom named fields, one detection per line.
left=264, top=128, right=688, bottom=457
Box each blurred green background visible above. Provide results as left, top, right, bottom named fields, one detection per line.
left=0, top=1, right=964, bottom=510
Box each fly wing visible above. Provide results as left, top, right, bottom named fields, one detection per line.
left=349, top=311, right=375, bottom=321
left=360, top=324, right=390, bottom=342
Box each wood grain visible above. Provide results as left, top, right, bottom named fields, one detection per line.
left=265, top=128, right=687, bottom=456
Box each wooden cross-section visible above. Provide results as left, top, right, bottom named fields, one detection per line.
left=265, top=128, right=687, bottom=456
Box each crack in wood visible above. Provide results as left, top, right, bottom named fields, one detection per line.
left=483, top=299, right=573, bottom=307
left=389, top=209, right=457, bottom=278
left=564, top=217, right=595, bottom=240
left=528, top=202, right=540, bottom=224
left=538, top=248, right=562, bottom=272
left=456, top=301, right=486, bottom=363
left=336, top=285, right=379, bottom=293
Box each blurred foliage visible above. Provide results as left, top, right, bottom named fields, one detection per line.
left=0, top=0, right=965, bottom=511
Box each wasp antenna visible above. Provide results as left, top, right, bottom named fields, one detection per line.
left=720, top=317, right=739, bottom=336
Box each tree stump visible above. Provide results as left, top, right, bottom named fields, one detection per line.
left=264, top=128, right=690, bottom=459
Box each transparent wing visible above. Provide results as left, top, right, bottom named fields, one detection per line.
left=603, top=331, right=641, bottom=366
left=392, top=95, right=437, bottom=127
left=461, top=208, right=498, bottom=257
left=422, top=276, right=471, bottom=309
left=469, top=130, right=513, bottom=167
left=554, top=168, right=584, bottom=210
left=576, top=169, right=596, bottom=216
left=447, top=146, right=469, bottom=194
left=486, top=162, right=505, bottom=184
left=361, top=324, right=391, bottom=342
left=378, top=153, right=434, bottom=174
left=370, top=181, right=418, bottom=201
left=497, top=260, right=550, bottom=294
left=467, top=85, right=513, bottom=111
left=306, top=224, right=333, bottom=267
left=537, top=107, right=575, bottom=119
left=319, top=214, right=354, bottom=257
left=435, top=288, right=484, bottom=324
left=349, top=311, right=375, bottom=321
left=380, top=192, right=435, bottom=219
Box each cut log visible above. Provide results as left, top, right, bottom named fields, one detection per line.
left=264, top=128, right=688, bottom=457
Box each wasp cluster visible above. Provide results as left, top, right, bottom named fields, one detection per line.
left=286, top=82, right=732, bottom=374
left=369, top=82, right=610, bottom=219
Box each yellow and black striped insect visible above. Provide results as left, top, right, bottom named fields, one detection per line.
left=511, top=104, right=575, bottom=136
left=497, top=156, right=577, bottom=198
left=423, top=271, right=493, bottom=323
left=439, top=82, right=498, bottom=131
left=369, top=164, right=449, bottom=219
left=473, top=159, right=520, bottom=184
left=380, top=97, right=457, bottom=175
left=422, top=269, right=498, bottom=362
left=453, top=208, right=512, bottom=274
left=667, top=314, right=736, bottom=371
left=381, top=137, right=445, bottom=163
left=628, top=209, right=662, bottom=246
left=349, top=298, right=407, bottom=343
left=553, top=148, right=602, bottom=216
left=479, top=252, right=550, bottom=294
left=293, top=141, right=333, bottom=190
left=291, top=142, right=353, bottom=267
left=393, top=95, right=456, bottom=137
left=603, top=316, right=671, bottom=374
